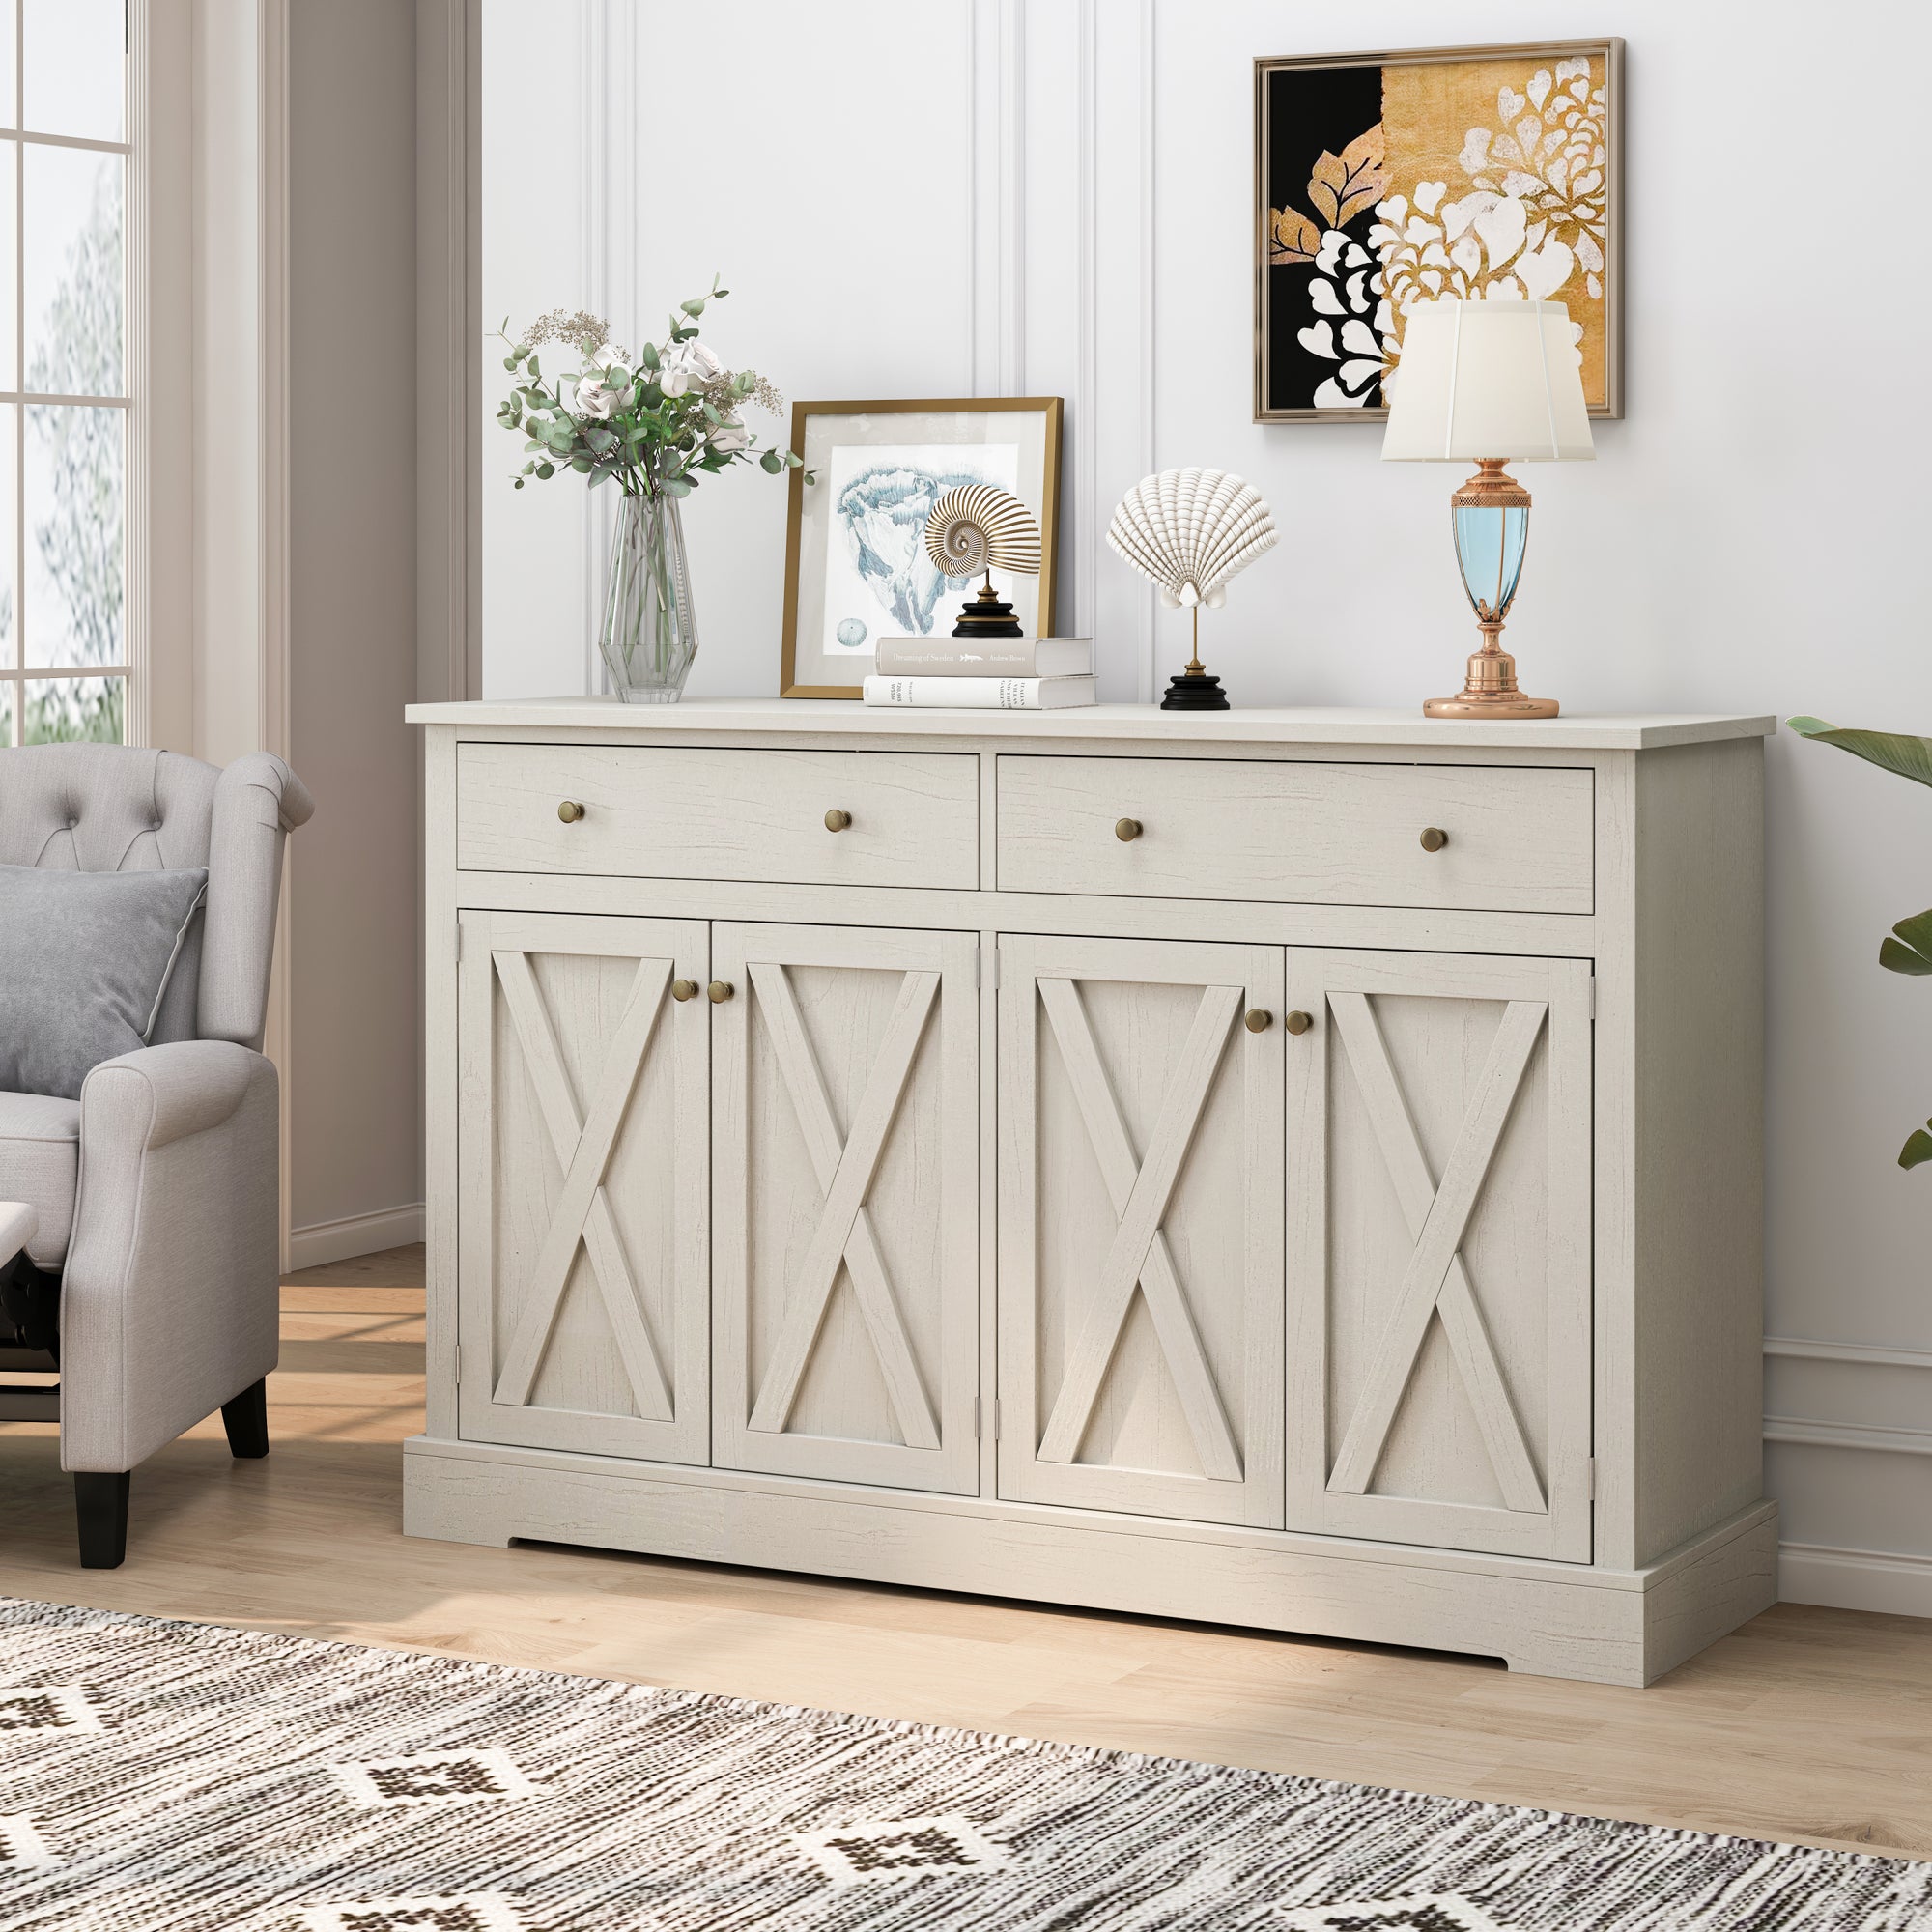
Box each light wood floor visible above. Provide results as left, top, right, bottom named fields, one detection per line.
left=1, top=1247, right=1928, bottom=1863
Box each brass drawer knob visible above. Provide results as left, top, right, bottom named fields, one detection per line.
left=824, top=808, right=852, bottom=832
left=1419, top=826, right=1449, bottom=852
left=671, top=979, right=699, bottom=1003
left=1244, top=1009, right=1272, bottom=1033
left=707, top=980, right=734, bottom=1004
left=1285, top=1009, right=1314, bottom=1036
left=1115, top=817, right=1143, bottom=842
left=557, top=800, right=586, bottom=823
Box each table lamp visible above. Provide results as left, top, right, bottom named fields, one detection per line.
left=1381, top=299, right=1594, bottom=719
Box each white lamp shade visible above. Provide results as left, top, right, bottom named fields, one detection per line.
left=1380, top=299, right=1595, bottom=463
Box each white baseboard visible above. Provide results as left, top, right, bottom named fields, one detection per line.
left=1779, top=1542, right=1932, bottom=1619
left=287, top=1202, right=425, bottom=1271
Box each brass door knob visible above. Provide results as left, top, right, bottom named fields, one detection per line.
left=824, top=808, right=852, bottom=832
left=671, top=979, right=699, bottom=1003
left=1285, top=1009, right=1314, bottom=1036
left=557, top=800, right=586, bottom=823
left=1244, top=1009, right=1272, bottom=1033
left=707, top=980, right=734, bottom=1004
left=1419, top=826, right=1449, bottom=852
left=1115, top=817, right=1143, bottom=842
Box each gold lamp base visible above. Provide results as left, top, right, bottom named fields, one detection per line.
left=1425, top=626, right=1559, bottom=719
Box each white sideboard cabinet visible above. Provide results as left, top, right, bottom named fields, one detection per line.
left=405, top=698, right=1776, bottom=1687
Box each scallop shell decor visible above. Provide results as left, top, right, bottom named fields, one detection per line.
left=923, top=485, right=1043, bottom=581
left=1105, top=468, right=1277, bottom=608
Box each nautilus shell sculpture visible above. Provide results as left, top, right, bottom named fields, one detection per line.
left=923, top=485, right=1042, bottom=583
left=1105, top=468, right=1277, bottom=608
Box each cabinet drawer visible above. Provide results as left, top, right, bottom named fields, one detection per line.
left=457, top=743, right=980, bottom=888
left=996, top=755, right=1593, bottom=913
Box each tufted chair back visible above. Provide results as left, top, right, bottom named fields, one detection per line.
left=0, top=743, right=314, bottom=1051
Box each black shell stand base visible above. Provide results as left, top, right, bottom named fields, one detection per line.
left=1159, top=669, right=1230, bottom=711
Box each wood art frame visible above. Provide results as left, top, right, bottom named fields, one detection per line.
left=779, top=397, right=1063, bottom=698
left=1254, top=39, right=1624, bottom=423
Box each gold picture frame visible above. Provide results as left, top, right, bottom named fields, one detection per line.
left=1255, top=38, right=1624, bottom=423
left=779, top=397, right=1064, bottom=699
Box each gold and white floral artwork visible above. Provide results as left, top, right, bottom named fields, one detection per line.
left=1257, top=43, right=1619, bottom=420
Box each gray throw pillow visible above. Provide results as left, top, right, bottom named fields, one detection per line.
left=0, top=864, right=209, bottom=1099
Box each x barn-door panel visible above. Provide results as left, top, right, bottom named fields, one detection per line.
left=712, top=922, right=979, bottom=1492
left=999, top=934, right=1285, bottom=1527
left=458, top=911, right=709, bottom=1462
left=1285, top=948, right=1592, bottom=1561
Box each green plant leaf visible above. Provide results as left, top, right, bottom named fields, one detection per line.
left=759, top=449, right=782, bottom=472
left=534, top=461, right=554, bottom=479
left=1788, top=717, right=1932, bottom=789
left=680, top=298, right=706, bottom=317
left=638, top=341, right=659, bottom=370
left=1880, top=909, right=1932, bottom=975
left=1902, top=1123, right=1932, bottom=1170
left=662, top=475, right=692, bottom=497
left=502, top=354, right=518, bottom=371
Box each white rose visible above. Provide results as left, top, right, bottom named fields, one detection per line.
left=708, top=418, right=749, bottom=453
left=658, top=338, right=724, bottom=397
left=574, top=374, right=625, bottom=418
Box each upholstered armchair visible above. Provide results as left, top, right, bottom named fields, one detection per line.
left=0, top=743, right=313, bottom=1567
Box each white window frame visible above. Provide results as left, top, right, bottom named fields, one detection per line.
left=0, top=2, right=138, bottom=746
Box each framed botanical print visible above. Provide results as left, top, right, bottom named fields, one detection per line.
left=779, top=397, right=1063, bottom=698
left=1255, top=39, right=1622, bottom=422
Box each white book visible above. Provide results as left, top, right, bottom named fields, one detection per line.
left=873, top=636, right=1094, bottom=678
left=862, top=674, right=1097, bottom=711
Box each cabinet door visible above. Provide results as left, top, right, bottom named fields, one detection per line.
left=711, top=922, right=979, bottom=1492
left=1285, top=949, right=1592, bottom=1561
left=457, top=911, right=708, bottom=1462
left=998, top=934, right=1285, bottom=1527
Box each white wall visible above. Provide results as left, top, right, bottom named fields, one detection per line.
left=478, top=0, right=1932, bottom=1612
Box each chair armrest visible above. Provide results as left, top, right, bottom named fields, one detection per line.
left=79, top=1039, right=259, bottom=1150
left=62, top=1041, right=281, bottom=1472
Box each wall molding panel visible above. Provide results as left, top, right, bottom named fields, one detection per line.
left=1766, top=1336, right=1932, bottom=1372
left=1766, top=1417, right=1932, bottom=1458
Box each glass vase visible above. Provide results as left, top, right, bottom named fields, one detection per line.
left=599, top=489, right=697, bottom=702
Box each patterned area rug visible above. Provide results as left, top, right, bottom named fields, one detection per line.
left=0, top=1596, right=1926, bottom=1931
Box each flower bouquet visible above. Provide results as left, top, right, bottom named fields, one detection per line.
left=496, top=279, right=806, bottom=701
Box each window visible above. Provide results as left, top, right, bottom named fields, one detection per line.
left=0, top=0, right=128, bottom=747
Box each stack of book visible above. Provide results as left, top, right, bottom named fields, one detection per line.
left=862, top=637, right=1095, bottom=710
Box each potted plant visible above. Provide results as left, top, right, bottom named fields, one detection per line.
left=1790, top=715, right=1932, bottom=1167
left=496, top=280, right=806, bottom=701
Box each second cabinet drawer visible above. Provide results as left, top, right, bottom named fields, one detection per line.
left=458, top=742, right=980, bottom=888
left=996, top=755, right=1594, bottom=913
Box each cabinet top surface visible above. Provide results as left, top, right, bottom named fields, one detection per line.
left=407, top=697, right=1775, bottom=752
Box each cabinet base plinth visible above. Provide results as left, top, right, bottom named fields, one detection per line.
left=403, top=1436, right=1777, bottom=1690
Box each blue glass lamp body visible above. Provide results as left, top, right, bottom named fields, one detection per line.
left=1452, top=501, right=1529, bottom=622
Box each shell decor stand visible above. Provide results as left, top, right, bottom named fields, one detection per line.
left=1106, top=469, right=1277, bottom=712
left=1160, top=611, right=1230, bottom=710
left=925, top=486, right=1039, bottom=641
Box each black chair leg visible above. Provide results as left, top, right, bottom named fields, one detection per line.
left=221, top=1378, right=270, bottom=1459
left=74, top=1472, right=129, bottom=1569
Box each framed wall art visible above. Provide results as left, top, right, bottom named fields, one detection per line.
left=1255, top=39, right=1622, bottom=423
left=779, top=397, right=1063, bottom=698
